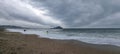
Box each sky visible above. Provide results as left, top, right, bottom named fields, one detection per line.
left=0, top=0, right=120, bottom=28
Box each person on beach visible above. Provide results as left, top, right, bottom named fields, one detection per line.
left=46, top=31, right=48, bottom=34
left=24, top=29, right=26, bottom=32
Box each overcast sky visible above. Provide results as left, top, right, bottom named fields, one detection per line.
left=0, top=0, right=120, bottom=28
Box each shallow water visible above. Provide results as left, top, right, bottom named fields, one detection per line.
left=7, top=28, right=120, bottom=47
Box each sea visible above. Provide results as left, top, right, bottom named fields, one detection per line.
left=7, top=28, right=120, bottom=47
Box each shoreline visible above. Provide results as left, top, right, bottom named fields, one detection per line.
left=7, top=28, right=120, bottom=47
left=0, top=31, right=120, bottom=54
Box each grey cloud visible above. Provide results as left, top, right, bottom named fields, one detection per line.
left=0, top=0, right=58, bottom=27
left=85, top=13, right=120, bottom=28
left=1, top=0, right=120, bottom=28
left=29, top=0, right=120, bottom=28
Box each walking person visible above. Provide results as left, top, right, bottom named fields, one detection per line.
left=46, top=31, right=48, bottom=34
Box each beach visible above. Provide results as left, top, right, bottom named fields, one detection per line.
left=0, top=31, right=120, bottom=54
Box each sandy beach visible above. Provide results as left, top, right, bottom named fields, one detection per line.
left=0, top=31, right=120, bottom=54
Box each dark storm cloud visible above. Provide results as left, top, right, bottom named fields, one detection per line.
left=30, top=0, right=103, bottom=27
left=30, top=0, right=120, bottom=28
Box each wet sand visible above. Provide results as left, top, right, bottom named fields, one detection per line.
left=0, top=31, right=120, bottom=54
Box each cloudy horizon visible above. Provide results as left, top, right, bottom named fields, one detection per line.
left=0, top=0, right=120, bottom=28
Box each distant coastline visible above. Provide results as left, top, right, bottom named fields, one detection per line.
left=63, top=28, right=120, bottom=29
left=0, top=25, right=24, bottom=29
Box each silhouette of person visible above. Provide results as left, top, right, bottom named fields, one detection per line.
left=24, top=29, right=26, bottom=32
left=46, top=31, right=48, bottom=34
